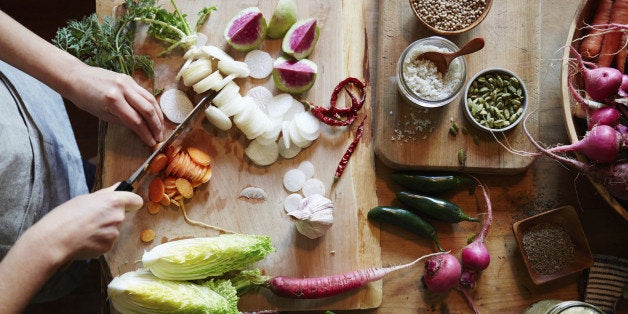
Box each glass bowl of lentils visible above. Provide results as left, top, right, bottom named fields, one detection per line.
left=397, top=36, right=467, bottom=108
left=410, top=0, right=492, bottom=35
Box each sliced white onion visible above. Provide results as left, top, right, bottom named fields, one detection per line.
left=245, top=49, right=274, bottom=79
left=284, top=193, right=303, bottom=213
left=245, top=139, right=279, bottom=166
left=159, top=89, right=193, bottom=124
left=302, top=178, right=325, bottom=197
left=278, top=135, right=301, bottom=159
left=200, top=45, right=234, bottom=61
left=204, top=105, right=232, bottom=131
left=283, top=169, right=306, bottom=192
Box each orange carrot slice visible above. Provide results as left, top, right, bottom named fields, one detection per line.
left=175, top=178, right=194, bottom=199
left=201, top=166, right=213, bottom=183
left=147, top=202, right=162, bottom=215
left=148, top=153, right=168, bottom=174
left=140, top=229, right=156, bottom=243
left=148, top=177, right=165, bottom=203
left=187, top=147, right=212, bottom=166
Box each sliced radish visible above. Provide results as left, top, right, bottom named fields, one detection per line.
left=204, top=105, right=232, bottom=131
left=293, top=111, right=320, bottom=141
left=267, top=93, right=294, bottom=119
left=289, top=119, right=313, bottom=148
left=256, top=118, right=282, bottom=145
left=247, top=86, right=274, bottom=114
left=302, top=178, right=325, bottom=197
left=281, top=121, right=292, bottom=149
left=297, top=160, right=315, bottom=179
left=195, top=32, right=208, bottom=47
left=278, top=135, right=301, bottom=159
left=283, top=168, right=306, bottom=192
left=239, top=186, right=268, bottom=200
left=218, top=60, right=250, bottom=78
left=283, top=98, right=306, bottom=121
left=200, top=45, right=234, bottom=61
left=183, top=46, right=202, bottom=60
left=245, top=139, right=279, bottom=166
left=234, top=99, right=269, bottom=140
left=284, top=193, right=303, bottom=213
left=175, top=58, right=194, bottom=81
left=220, top=94, right=248, bottom=118
left=212, top=81, right=241, bottom=108
left=245, top=49, right=274, bottom=79
left=181, top=59, right=213, bottom=87
left=160, top=89, right=193, bottom=124
left=192, top=71, right=223, bottom=94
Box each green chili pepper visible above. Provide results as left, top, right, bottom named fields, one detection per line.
left=396, top=191, right=480, bottom=223
left=390, top=172, right=476, bottom=195
left=368, top=206, right=443, bottom=252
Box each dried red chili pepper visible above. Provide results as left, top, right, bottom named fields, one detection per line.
left=334, top=115, right=367, bottom=182
left=309, top=77, right=366, bottom=126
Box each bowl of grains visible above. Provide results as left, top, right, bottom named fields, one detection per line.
left=410, top=0, right=492, bottom=35
left=397, top=36, right=467, bottom=108
left=513, top=205, right=594, bottom=285
left=463, top=68, right=528, bottom=132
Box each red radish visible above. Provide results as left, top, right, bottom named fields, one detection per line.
left=589, top=106, right=621, bottom=128
left=546, top=124, right=621, bottom=163
left=423, top=253, right=462, bottom=293
left=620, top=74, right=628, bottom=97
left=265, top=251, right=446, bottom=299
left=460, top=182, right=493, bottom=272
left=524, top=118, right=628, bottom=200
left=570, top=46, right=622, bottom=101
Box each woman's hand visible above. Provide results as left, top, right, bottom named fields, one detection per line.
left=30, top=183, right=144, bottom=262
left=64, top=65, right=165, bottom=147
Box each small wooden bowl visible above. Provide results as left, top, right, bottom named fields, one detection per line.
left=513, top=206, right=594, bottom=285
left=409, top=0, right=493, bottom=35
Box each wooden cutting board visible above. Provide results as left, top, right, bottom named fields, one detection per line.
left=99, top=0, right=381, bottom=312
left=374, top=0, right=541, bottom=174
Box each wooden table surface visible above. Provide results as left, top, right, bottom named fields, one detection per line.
left=95, top=0, right=628, bottom=313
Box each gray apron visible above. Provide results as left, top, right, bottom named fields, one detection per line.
left=0, top=61, right=89, bottom=302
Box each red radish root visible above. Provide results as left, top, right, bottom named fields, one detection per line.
left=266, top=251, right=446, bottom=299
left=546, top=124, right=622, bottom=163
left=460, top=181, right=493, bottom=272
left=423, top=253, right=462, bottom=293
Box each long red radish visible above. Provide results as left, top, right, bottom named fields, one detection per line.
left=265, top=251, right=446, bottom=299
left=460, top=181, right=493, bottom=273
left=579, top=0, right=614, bottom=60
left=570, top=46, right=623, bottom=101
left=523, top=117, right=628, bottom=200
left=546, top=124, right=622, bottom=163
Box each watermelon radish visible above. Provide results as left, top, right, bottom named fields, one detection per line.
left=267, top=0, right=298, bottom=39
left=282, top=18, right=319, bottom=60
left=272, top=56, right=317, bottom=94
left=224, top=7, right=267, bottom=52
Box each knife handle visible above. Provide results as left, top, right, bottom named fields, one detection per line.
left=115, top=181, right=134, bottom=192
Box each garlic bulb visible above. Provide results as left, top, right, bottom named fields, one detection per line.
left=288, top=194, right=333, bottom=239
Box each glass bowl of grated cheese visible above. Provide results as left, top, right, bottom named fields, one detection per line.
left=397, top=36, right=467, bottom=108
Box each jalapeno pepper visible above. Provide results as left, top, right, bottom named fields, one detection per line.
left=396, top=191, right=480, bottom=223
left=368, top=206, right=444, bottom=252
left=390, top=171, right=476, bottom=195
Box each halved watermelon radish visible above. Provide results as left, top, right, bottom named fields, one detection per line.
left=272, top=56, right=317, bottom=94
left=224, top=7, right=267, bottom=52
left=282, top=18, right=319, bottom=60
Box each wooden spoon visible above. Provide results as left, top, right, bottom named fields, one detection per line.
left=419, top=37, right=485, bottom=75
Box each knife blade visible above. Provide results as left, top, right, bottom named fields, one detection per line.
left=115, top=91, right=217, bottom=192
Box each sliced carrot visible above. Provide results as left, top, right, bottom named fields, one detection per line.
left=165, top=145, right=182, bottom=161
left=579, top=0, right=614, bottom=60
left=148, top=177, right=165, bottom=203
left=163, top=176, right=177, bottom=189
left=191, top=180, right=203, bottom=188
left=201, top=166, right=213, bottom=183
left=171, top=199, right=181, bottom=208
left=140, top=229, right=156, bottom=243
left=148, top=153, right=168, bottom=174
left=187, top=147, right=212, bottom=166
left=160, top=193, right=171, bottom=206
left=147, top=201, right=162, bottom=215
left=175, top=178, right=194, bottom=199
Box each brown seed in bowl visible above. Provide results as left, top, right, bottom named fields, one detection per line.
left=413, top=0, right=487, bottom=32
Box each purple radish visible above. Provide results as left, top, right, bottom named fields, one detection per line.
left=224, top=7, right=267, bottom=52
left=589, top=106, right=621, bottom=128
left=272, top=56, right=317, bottom=94
left=620, top=74, right=628, bottom=97
left=423, top=253, right=462, bottom=293
left=546, top=124, right=622, bottom=163
left=570, top=46, right=622, bottom=101
left=524, top=119, right=628, bottom=200
left=460, top=182, right=493, bottom=273
left=282, top=18, right=319, bottom=60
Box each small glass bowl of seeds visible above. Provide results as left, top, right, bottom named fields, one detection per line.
left=409, top=0, right=493, bottom=35
left=463, top=68, right=528, bottom=132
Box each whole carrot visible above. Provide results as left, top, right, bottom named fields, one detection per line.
left=598, top=0, right=628, bottom=67
left=579, top=0, right=614, bottom=60
left=265, top=251, right=446, bottom=299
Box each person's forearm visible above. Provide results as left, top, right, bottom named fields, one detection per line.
left=0, top=10, right=83, bottom=100
left=0, top=228, right=66, bottom=313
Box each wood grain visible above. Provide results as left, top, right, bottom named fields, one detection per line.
left=99, top=0, right=381, bottom=312
left=374, top=0, right=541, bottom=174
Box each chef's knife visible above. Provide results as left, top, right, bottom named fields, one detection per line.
left=115, top=91, right=216, bottom=192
